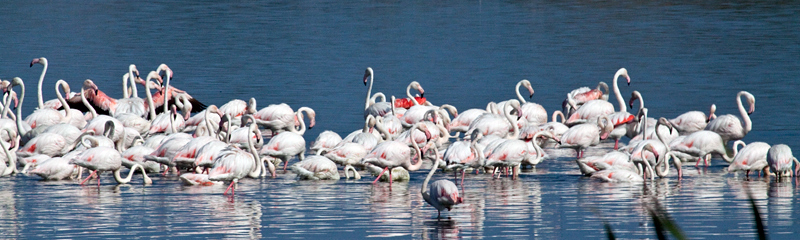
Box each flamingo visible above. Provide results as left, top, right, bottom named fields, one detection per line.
left=53, top=80, right=85, bottom=129
left=290, top=154, right=341, bottom=180
left=208, top=123, right=271, bottom=195
left=115, top=65, right=147, bottom=118
left=576, top=151, right=635, bottom=176
left=361, top=137, right=426, bottom=187
left=151, top=64, right=207, bottom=113
left=421, top=144, right=462, bottom=218
left=259, top=106, right=314, bottom=171
left=562, top=81, right=609, bottom=117
left=309, top=130, right=342, bottom=155
left=394, top=81, right=427, bottom=109
left=325, top=142, right=368, bottom=179
left=727, top=140, right=770, bottom=177
left=519, top=110, right=569, bottom=148
left=705, top=91, right=755, bottom=144
left=28, top=156, right=79, bottom=180
left=70, top=146, right=153, bottom=186
left=559, top=116, right=613, bottom=159
left=497, top=79, right=534, bottom=116
left=565, top=68, right=630, bottom=126
left=448, top=102, right=497, bottom=138
left=669, top=104, right=717, bottom=135
left=444, top=131, right=483, bottom=186
left=0, top=132, right=18, bottom=177
left=254, top=105, right=315, bottom=136
left=590, top=169, right=643, bottom=183
left=669, top=130, right=734, bottom=167
left=766, top=144, right=799, bottom=179
left=514, top=79, right=548, bottom=126
left=362, top=67, right=393, bottom=118
left=465, top=100, right=519, bottom=138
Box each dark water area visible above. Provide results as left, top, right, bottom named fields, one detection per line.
left=1, top=1, right=799, bottom=239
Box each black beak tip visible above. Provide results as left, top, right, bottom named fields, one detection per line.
left=420, top=93, right=424, bottom=98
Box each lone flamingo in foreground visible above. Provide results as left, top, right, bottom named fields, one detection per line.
left=422, top=144, right=462, bottom=219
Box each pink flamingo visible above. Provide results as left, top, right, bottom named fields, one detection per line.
left=443, top=132, right=483, bottom=186
left=254, top=105, right=315, bottom=136
left=310, top=130, right=342, bottom=155
left=562, top=81, right=608, bottom=116
left=466, top=100, right=519, bottom=138
left=208, top=123, right=271, bottom=195
left=669, top=130, right=734, bottom=167
left=497, top=79, right=534, bottom=118
left=727, top=140, right=770, bottom=177
left=565, top=68, right=629, bottom=126
left=669, top=104, right=717, bottom=135
left=324, top=142, right=368, bottom=179
left=448, top=102, right=498, bottom=138
left=361, top=138, right=426, bottom=187
left=766, top=144, right=799, bottom=179
left=576, top=151, right=635, bottom=176
left=422, top=145, right=462, bottom=218
left=362, top=68, right=393, bottom=118
left=705, top=91, right=755, bottom=144
left=29, top=156, right=79, bottom=180
left=151, top=64, right=207, bottom=113
left=259, top=106, right=313, bottom=171
left=290, top=155, right=341, bottom=180
left=559, top=116, right=613, bottom=159
left=590, top=169, right=643, bottom=183
left=71, top=146, right=153, bottom=186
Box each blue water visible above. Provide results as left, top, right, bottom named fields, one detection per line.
left=1, top=1, right=799, bottom=239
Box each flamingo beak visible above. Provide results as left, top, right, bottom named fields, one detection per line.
left=748, top=105, right=754, bottom=115
left=30, top=58, right=39, bottom=67
left=626, top=76, right=631, bottom=86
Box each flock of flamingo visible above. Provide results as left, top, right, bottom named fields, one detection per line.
left=0, top=58, right=797, bottom=218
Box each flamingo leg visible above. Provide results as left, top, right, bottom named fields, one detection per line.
left=224, top=181, right=235, bottom=195
left=79, top=170, right=98, bottom=185
left=388, top=170, right=393, bottom=187
left=163, top=166, right=170, bottom=176
left=695, top=157, right=702, bottom=168
left=283, top=157, right=289, bottom=171
left=372, top=167, right=388, bottom=184
left=614, top=139, right=619, bottom=150
left=460, top=170, right=466, bottom=187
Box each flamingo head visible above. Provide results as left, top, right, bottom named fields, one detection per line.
left=156, top=64, right=172, bottom=83
left=129, top=64, right=140, bottom=79
left=30, top=57, right=46, bottom=67
left=410, top=81, right=425, bottom=97
left=417, top=123, right=432, bottom=140
left=82, top=79, right=99, bottom=95
left=615, top=68, right=630, bottom=86
left=643, top=144, right=659, bottom=160
left=747, top=95, right=755, bottom=115
left=707, top=104, right=717, bottom=122
left=363, top=67, right=373, bottom=86
left=521, top=79, right=534, bottom=98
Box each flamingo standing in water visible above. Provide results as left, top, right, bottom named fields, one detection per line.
left=766, top=144, right=799, bottom=179
left=669, top=104, right=717, bottom=135
left=705, top=91, right=755, bottom=144
left=669, top=130, right=734, bottom=167
left=309, top=130, right=342, bottom=155
left=727, top=140, right=770, bottom=177
left=259, top=106, right=314, bottom=171
left=70, top=146, right=153, bottom=186
left=559, top=116, right=613, bottom=159
left=208, top=123, right=271, bottom=194
left=562, top=81, right=608, bottom=117
left=361, top=136, right=426, bottom=187
left=565, top=68, right=630, bottom=127
left=422, top=144, right=462, bottom=219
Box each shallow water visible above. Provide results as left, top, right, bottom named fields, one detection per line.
left=1, top=1, right=800, bottom=239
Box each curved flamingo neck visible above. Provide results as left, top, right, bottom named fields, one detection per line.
left=732, top=140, right=746, bottom=157
left=503, top=101, right=520, bottom=139
left=122, top=73, right=131, bottom=99
left=737, top=91, right=752, bottom=134
left=246, top=124, right=264, bottom=178
left=129, top=65, right=139, bottom=99
left=13, top=78, right=26, bottom=136
left=81, top=85, right=97, bottom=119
left=144, top=73, right=157, bottom=121
left=114, top=164, right=150, bottom=184
left=612, top=69, right=628, bottom=112
left=365, top=70, right=374, bottom=110
left=55, top=80, right=71, bottom=120
left=291, top=108, right=309, bottom=135
left=421, top=147, right=440, bottom=199
left=407, top=83, right=421, bottom=106
left=632, top=91, right=644, bottom=111
left=37, top=59, right=47, bottom=109
left=405, top=138, right=424, bottom=171
left=552, top=111, right=565, bottom=123
left=515, top=80, right=526, bottom=104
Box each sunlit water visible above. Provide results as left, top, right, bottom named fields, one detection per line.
left=1, top=1, right=799, bottom=239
